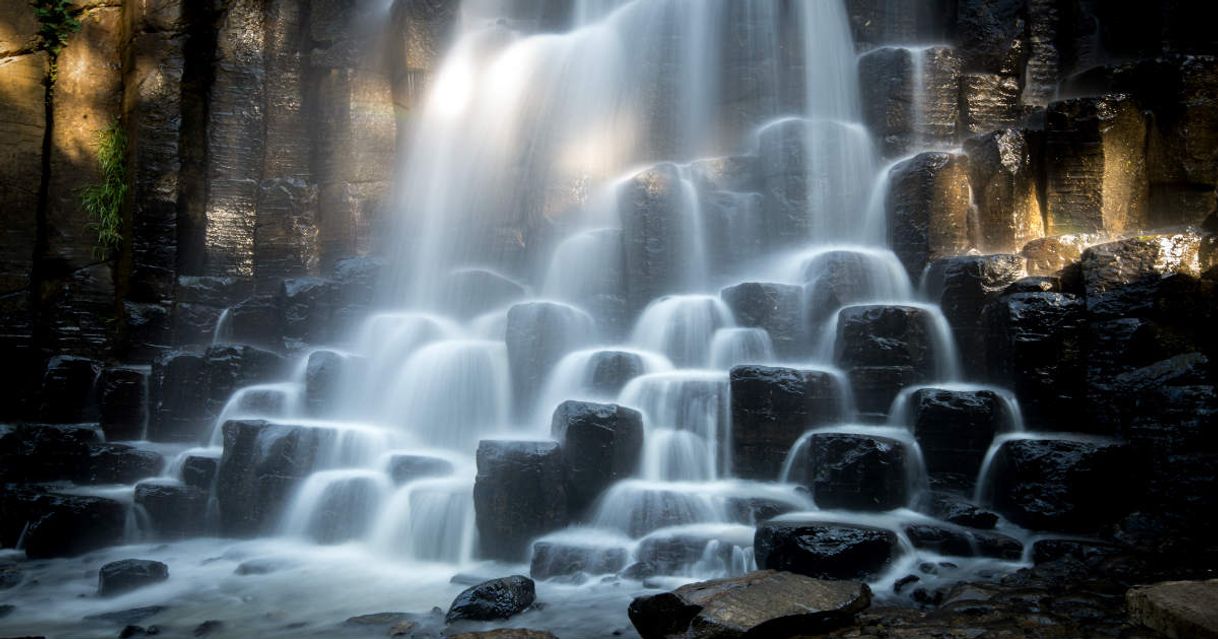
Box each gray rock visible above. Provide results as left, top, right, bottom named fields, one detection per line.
left=445, top=575, right=535, bottom=623
left=98, top=559, right=169, bottom=597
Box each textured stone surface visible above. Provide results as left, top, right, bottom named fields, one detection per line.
left=1127, top=579, right=1218, bottom=639
left=886, top=152, right=972, bottom=280
left=551, top=400, right=643, bottom=515
left=859, top=46, right=960, bottom=157
left=987, top=438, right=1132, bottom=532
left=628, top=570, right=870, bottom=639
left=215, top=420, right=328, bottom=536
left=506, top=302, right=594, bottom=419
left=730, top=365, right=844, bottom=480
left=473, top=440, right=568, bottom=561
left=964, top=129, right=1044, bottom=254
left=910, top=388, right=1005, bottom=487
left=923, top=254, right=1027, bottom=376
left=961, top=73, right=1024, bottom=135
left=720, top=282, right=804, bottom=358
left=755, top=520, right=900, bottom=581
left=98, top=559, right=169, bottom=597
left=446, top=575, right=536, bottom=623
left=805, top=433, right=909, bottom=511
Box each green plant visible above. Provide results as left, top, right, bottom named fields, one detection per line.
left=30, top=0, right=80, bottom=57
left=80, top=121, right=127, bottom=261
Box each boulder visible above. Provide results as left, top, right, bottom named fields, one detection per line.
left=720, top=282, right=804, bottom=358
left=37, top=355, right=101, bottom=423
left=903, top=524, right=1021, bottom=560
left=1044, top=94, right=1149, bottom=235
left=473, top=441, right=568, bottom=561
left=223, top=294, right=284, bottom=350
left=886, top=152, right=972, bottom=280
left=627, top=570, right=870, bottom=639
left=215, top=420, right=329, bottom=536
left=150, top=346, right=285, bottom=442
left=1, top=490, right=127, bottom=558
left=986, top=437, right=1133, bottom=532
left=1126, top=579, right=1218, bottom=639
left=86, top=443, right=165, bottom=484
left=729, top=365, right=844, bottom=480
left=505, top=302, right=595, bottom=419
left=982, top=292, right=1086, bottom=430
left=964, top=129, right=1044, bottom=254
left=1020, top=235, right=1090, bottom=277
left=909, top=388, right=1006, bottom=487
left=754, top=520, right=900, bottom=581
left=585, top=350, right=646, bottom=397
left=530, top=541, right=627, bottom=580
left=845, top=366, right=924, bottom=419
left=97, top=366, right=150, bottom=441
left=279, top=277, right=338, bottom=347
left=923, top=255, right=1027, bottom=376
left=387, top=454, right=455, bottom=485
left=859, top=47, right=961, bottom=157
left=0, top=423, right=102, bottom=483
left=181, top=455, right=219, bottom=489
left=926, top=492, right=998, bottom=529
left=98, top=559, right=169, bottom=597
left=445, top=575, right=535, bottom=623
left=550, top=401, right=644, bottom=515
left=805, top=433, right=909, bottom=511
left=1080, top=233, right=1212, bottom=319
left=635, top=528, right=753, bottom=577
left=134, top=481, right=208, bottom=539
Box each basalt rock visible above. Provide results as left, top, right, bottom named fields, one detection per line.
left=729, top=365, right=844, bottom=480
left=473, top=441, right=569, bottom=561
left=1, top=489, right=127, bottom=558
left=279, top=277, right=338, bottom=347
left=223, top=294, right=284, bottom=351
left=956, top=0, right=1027, bottom=75
left=755, top=520, right=900, bottom=581
left=304, top=349, right=351, bottom=417
left=628, top=570, right=871, bottom=639
left=530, top=541, right=627, bottom=580
left=85, top=444, right=164, bottom=484
left=986, top=438, right=1133, bottom=532
left=1127, top=579, right=1218, bottom=639
left=387, top=454, right=455, bottom=485
left=215, top=420, right=329, bottom=537
left=0, top=422, right=102, bottom=483
left=835, top=305, right=939, bottom=416
left=620, top=164, right=697, bottom=312
left=982, top=292, right=1086, bottom=431
left=960, top=74, right=1024, bottom=135
left=801, top=250, right=903, bottom=328
left=585, top=350, right=647, bottom=397
left=98, top=560, right=169, bottom=597
left=550, top=401, right=644, bottom=516
left=964, top=130, right=1044, bottom=254
left=181, top=455, right=219, bottom=490
left=505, top=302, right=595, bottom=419
left=1080, top=233, right=1212, bottom=319
left=37, top=355, right=101, bottom=423
left=805, top=434, right=909, bottom=511
left=926, top=491, right=999, bottom=529
left=1044, top=94, right=1149, bottom=235
left=910, top=388, right=1006, bottom=487
left=886, top=152, right=973, bottom=280
left=859, top=47, right=960, bottom=157
left=445, top=575, right=535, bottom=623
left=441, top=269, right=528, bottom=319
left=635, top=528, right=753, bottom=577
left=846, top=366, right=924, bottom=420
left=134, top=481, right=209, bottom=540
left=903, top=524, right=1022, bottom=560
left=151, top=346, right=285, bottom=442
left=721, top=282, right=805, bottom=358
left=924, top=254, right=1027, bottom=376
left=97, top=366, right=150, bottom=441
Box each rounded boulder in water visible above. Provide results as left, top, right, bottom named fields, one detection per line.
left=445, top=575, right=536, bottom=624
left=97, top=559, right=169, bottom=597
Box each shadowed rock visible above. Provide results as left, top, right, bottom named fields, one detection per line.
left=755, top=520, right=900, bottom=581
left=551, top=401, right=643, bottom=516
left=445, top=575, right=535, bottom=623
left=473, top=441, right=568, bottom=561
left=730, top=365, right=844, bottom=480
left=99, top=560, right=169, bottom=597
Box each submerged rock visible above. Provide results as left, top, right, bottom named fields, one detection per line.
left=505, top=301, right=595, bottom=419
left=386, top=454, right=454, bottom=485
left=445, top=575, right=536, bottom=623
left=754, top=520, right=900, bottom=581
left=720, top=282, right=804, bottom=357
left=215, top=420, right=329, bottom=537
left=628, top=570, right=870, bottom=639
left=98, top=559, right=169, bottom=597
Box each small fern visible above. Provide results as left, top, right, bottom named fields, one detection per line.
left=30, top=0, right=80, bottom=58
left=80, top=121, right=127, bottom=261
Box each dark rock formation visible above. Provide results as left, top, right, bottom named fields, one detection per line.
left=986, top=437, right=1133, bottom=532
left=628, top=570, right=870, bottom=639
left=1079, top=233, right=1212, bottom=319
left=445, top=575, right=535, bottom=623
left=754, top=520, right=900, bottom=581
left=473, top=441, right=568, bottom=561
left=924, top=254, right=1027, bottom=376
left=859, top=46, right=961, bottom=157
left=926, top=492, right=999, bottom=529
left=835, top=305, right=939, bottom=416
left=730, top=365, right=844, bottom=480
left=304, top=349, right=349, bottom=416
left=964, top=130, right=1044, bottom=254
left=150, top=345, right=285, bottom=442
left=97, top=366, right=150, bottom=440
left=215, top=419, right=328, bottom=536
left=181, top=455, right=219, bottom=490
left=909, top=388, right=1006, bottom=487
left=441, top=268, right=527, bottom=319
left=134, top=481, right=209, bottom=539
left=805, top=433, right=909, bottom=511
left=903, top=524, right=1021, bottom=560
left=886, top=152, right=973, bottom=280
left=1021, top=236, right=1089, bottom=277
left=721, top=282, right=805, bottom=357
left=505, top=301, right=594, bottom=419
left=635, top=528, right=751, bottom=577
left=37, top=355, right=101, bottom=423
left=620, top=164, right=697, bottom=312
left=86, top=443, right=165, bottom=484
left=584, top=350, right=646, bottom=397
left=1, top=489, right=127, bottom=558
left=957, top=0, right=1027, bottom=75
left=550, top=400, right=644, bottom=516
left=98, top=559, right=169, bottom=597
left=530, top=542, right=627, bottom=580
left=387, top=454, right=455, bottom=485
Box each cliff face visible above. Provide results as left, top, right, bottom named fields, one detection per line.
left=0, top=0, right=458, bottom=417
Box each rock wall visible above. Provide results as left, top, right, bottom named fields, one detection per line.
left=0, top=0, right=457, bottom=420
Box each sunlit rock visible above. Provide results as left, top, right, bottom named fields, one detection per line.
left=886, top=152, right=972, bottom=280
left=964, top=129, right=1044, bottom=254
left=924, top=254, right=1027, bottom=376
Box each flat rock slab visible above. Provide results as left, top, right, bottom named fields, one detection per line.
left=629, top=570, right=870, bottom=639
left=1127, top=579, right=1218, bottom=639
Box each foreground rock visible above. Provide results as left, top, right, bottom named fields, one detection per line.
left=628, top=570, right=871, bottom=639
left=445, top=575, right=536, bottom=623
left=473, top=441, right=568, bottom=561
left=804, top=433, right=909, bottom=511
left=754, top=520, right=899, bottom=581
left=1127, top=579, right=1218, bottom=639
left=98, top=559, right=169, bottom=597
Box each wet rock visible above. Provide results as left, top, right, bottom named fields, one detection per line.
left=729, top=365, right=844, bottom=480
left=957, top=0, right=1026, bottom=74
left=86, top=444, right=165, bottom=484
left=1020, top=235, right=1090, bottom=278
left=886, top=152, right=973, bottom=280
left=1005, top=276, right=1061, bottom=294
left=636, top=528, right=753, bottom=577
left=859, top=47, right=960, bottom=157
left=97, top=366, right=150, bottom=441
left=805, top=433, right=909, bottom=511
left=986, top=438, right=1133, bottom=532
left=505, top=301, right=595, bottom=419
left=181, top=455, right=219, bottom=490
left=926, top=492, right=999, bottom=530
left=982, top=292, right=1086, bottom=430
left=585, top=350, right=646, bottom=397
left=800, top=250, right=901, bottom=328
left=720, top=282, right=804, bottom=357
left=924, top=255, right=1027, bottom=376
left=909, top=388, right=1006, bottom=487
left=441, top=269, right=527, bottom=319
left=1045, top=95, right=1149, bottom=235
left=620, top=164, right=698, bottom=312
left=628, top=570, right=870, bottom=639
left=387, top=454, right=455, bottom=485
left=215, top=420, right=329, bottom=537
left=530, top=542, right=627, bottom=580
left=1031, top=539, right=1124, bottom=565
left=84, top=606, right=166, bottom=625
left=223, top=295, right=284, bottom=351
left=903, top=524, right=974, bottom=557
left=0, top=423, right=102, bottom=483
left=38, top=355, right=101, bottom=423
left=1080, top=233, right=1212, bottom=319
left=1127, top=579, right=1218, bottom=639
left=972, top=530, right=1023, bottom=560
left=304, top=349, right=346, bottom=417
left=279, top=277, right=337, bottom=347
left=473, top=441, right=569, bottom=561
left=448, top=631, right=556, bottom=639
left=98, top=560, right=169, bottom=597
left=727, top=497, right=799, bottom=525
left=846, top=366, right=924, bottom=419
left=192, top=620, right=222, bottom=636
left=836, top=305, right=938, bottom=372
left=330, top=256, right=385, bottom=308
left=0, top=563, right=22, bottom=590
left=755, top=520, right=900, bottom=581
left=960, top=73, right=1024, bottom=135
left=445, top=575, right=536, bottom=623
left=964, top=129, right=1044, bottom=254
left=150, top=346, right=285, bottom=442
left=551, top=401, right=644, bottom=515
left=134, top=481, right=208, bottom=540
